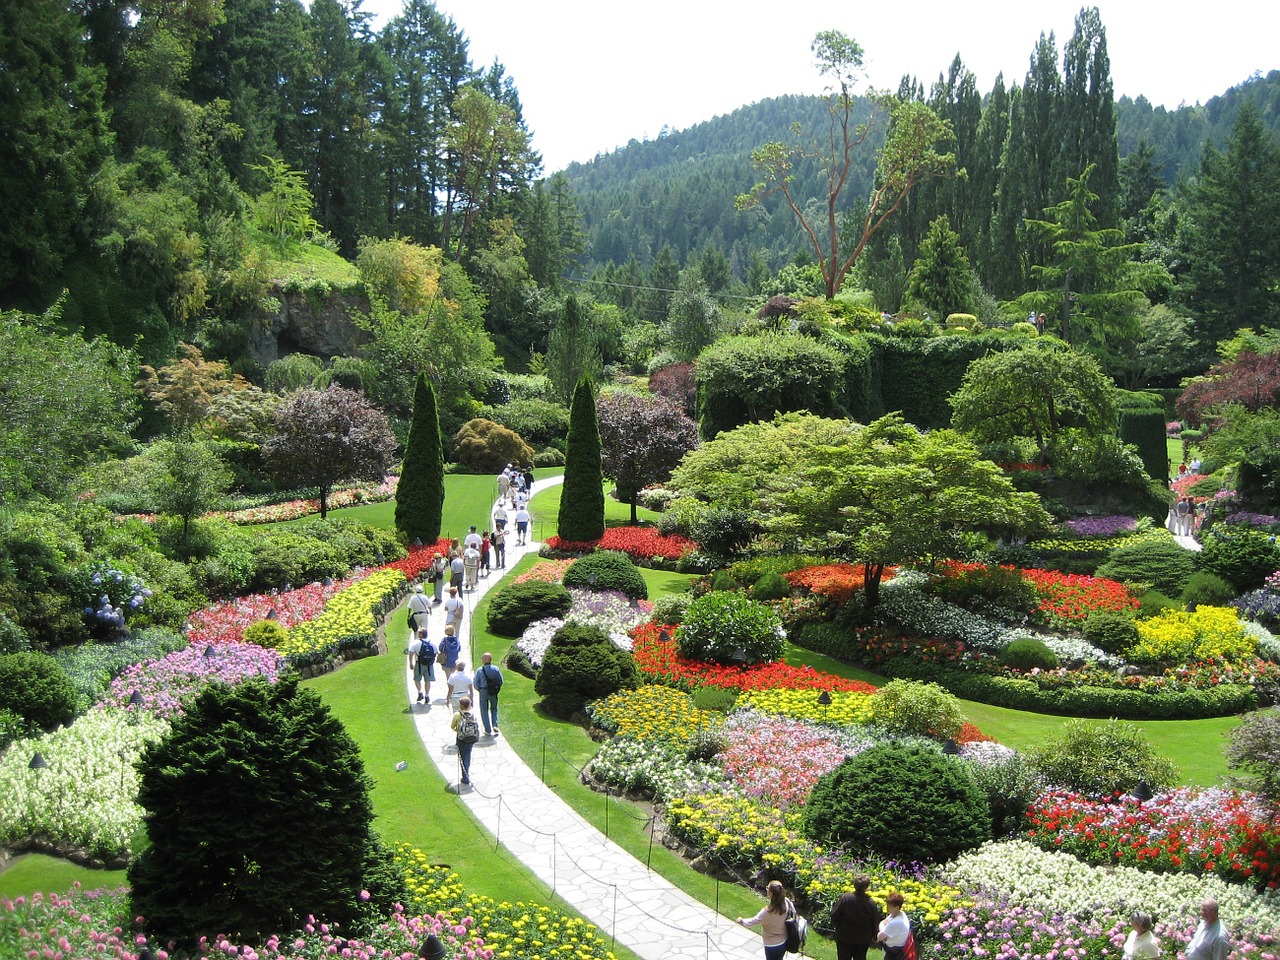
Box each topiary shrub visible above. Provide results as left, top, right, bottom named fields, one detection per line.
left=932, top=563, right=1036, bottom=613
left=129, top=676, right=389, bottom=945
left=1026, top=717, right=1179, bottom=798
left=242, top=619, right=289, bottom=648
left=802, top=743, right=990, bottom=863
left=534, top=623, right=638, bottom=719
left=749, top=571, right=790, bottom=602
left=534, top=447, right=566, bottom=467
left=558, top=377, right=606, bottom=542
left=451, top=418, right=535, bottom=474
left=1137, top=588, right=1181, bottom=618
left=563, top=551, right=647, bottom=600
left=1095, top=537, right=1197, bottom=596
left=1082, top=608, right=1139, bottom=655
left=1180, top=571, right=1237, bottom=608
left=0, top=652, right=78, bottom=731
left=865, top=679, right=964, bottom=740
left=964, top=749, right=1048, bottom=838
left=1000, top=636, right=1059, bottom=671
left=676, top=591, right=785, bottom=665
left=1198, top=528, right=1280, bottom=593
left=709, top=570, right=740, bottom=592
left=487, top=581, right=573, bottom=636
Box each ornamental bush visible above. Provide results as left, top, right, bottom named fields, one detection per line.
left=487, top=581, right=573, bottom=636
left=1095, top=537, right=1197, bottom=596
left=1225, top=706, right=1280, bottom=803
left=676, top=591, right=785, bottom=665
left=563, top=550, right=648, bottom=600
left=865, top=679, right=964, bottom=739
left=534, top=623, right=639, bottom=719
left=1179, top=571, right=1237, bottom=608
left=933, top=563, right=1036, bottom=613
left=649, top=592, right=691, bottom=626
left=1000, top=636, right=1059, bottom=671
left=1081, top=608, right=1138, bottom=655
left=1197, top=528, right=1280, bottom=592
left=749, top=571, right=790, bottom=602
left=0, top=652, right=78, bottom=731
left=243, top=619, right=289, bottom=648
left=802, top=743, right=990, bottom=863
left=1026, top=718, right=1179, bottom=798
left=451, top=418, right=535, bottom=474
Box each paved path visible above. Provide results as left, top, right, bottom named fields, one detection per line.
left=402, top=475, right=761, bottom=960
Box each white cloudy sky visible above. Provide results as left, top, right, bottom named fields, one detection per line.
left=357, top=0, right=1279, bottom=173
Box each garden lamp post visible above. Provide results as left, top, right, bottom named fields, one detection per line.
left=817, top=689, right=831, bottom=724
left=731, top=647, right=747, bottom=669
left=420, top=934, right=447, bottom=959
left=943, top=738, right=961, bottom=756
left=29, top=751, right=47, bottom=771
left=204, top=644, right=217, bottom=658
left=1132, top=780, right=1153, bottom=803
left=658, top=628, right=672, bottom=644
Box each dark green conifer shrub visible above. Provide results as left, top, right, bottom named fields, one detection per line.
left=558, top=377, right=606, bottom=543
left=1000, top=637, right=1059, bottom=671
left=802, top=743, right=990, bottom=862
left=534, top=623, right=638, bottom=719
left=709, top=570, right=740, bottom=592
left=1082, top=608, right=1139, bottom=654
left=563, top=550, right=647, bottom=600
left=1179, top=571, right=1237, bottom=608
left=0, top=652, right=78, bottom=731
left=394, top=375, right=445, bottom=543
left=749, top=571, right=790, bottom=601
left=1095, top=537, right=1197, bottom=596
left=486, top=581, right=573, bottom=636
left=1197, top=528, right=1280, bottom=592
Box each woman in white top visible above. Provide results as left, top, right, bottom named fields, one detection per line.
left=737, top=879, right=790, bottom=960
left=446, top=661, right=473, bottom=712
left=1123, top=911, right=1160, bottom=960
left=877, top=892, right=910, bottom=959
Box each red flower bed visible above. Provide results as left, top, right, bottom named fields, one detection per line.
left=545, top=526, right=697, bottom=562
left=631, top=623, right=876, bottom=693
left=187, top=575, right=370, bottom=646
left=1018, top=567, right=1138, bottom=626
left=785, top=564, right=896, bottom=603
left=381, top=538, right=455, bottom=579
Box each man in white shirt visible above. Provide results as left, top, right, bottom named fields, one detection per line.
left=1185, top=899, right=1230, bottom=960
left=446, top=660, right=473, bottom=712
left=406, top=584, right=432, bottom=639
left=463, top=543, right=480, bottom=591
left=515, top=505, right=531, bottom=545
left=464, top=525, right=483, bottom=550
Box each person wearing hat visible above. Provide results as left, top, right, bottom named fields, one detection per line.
left=407, top=583, right=432, bottom=638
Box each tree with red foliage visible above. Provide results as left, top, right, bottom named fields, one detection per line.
left=1177, top=350, right=1280, bottom=429
left=649, top=362, right=697, bottom=417
left=597, top=392, right=699, bottom=523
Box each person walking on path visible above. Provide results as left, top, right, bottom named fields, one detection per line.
left=430, top=552, right=447, bottom=604
left=442, top=586, right=465, bottom=641
left=449, top=550, right=465, bottom=591
left=464, top=525, right=483, bottom=551
left=515, top=505, right=531, bottom=545
left=446, top=660, right=473, bottom=712
left=406, top=584, right=432, bottom=638
left=497, top=469, right=510, bottom=504
left=491, top=525, right=507, bottom=569
left=479, top=532, right=491, bottom=577
left=474, top=650, right=503, bottom=736
left=831, top=873, right=882, bottom=960
left=439, top=623, right=461, bottom=678
left=737, top=880, right=791, bottom=960
left=493, top=503, right=508, bottom=532
left=877, top=893, right=911, bottom=960
left=1177, top=496, right=1195, bottom=536
left=450, top=696, right=479, bottom=785
left=1185, top=899, right=1231, bottom=960
left=409, top=628, right=435, bottom=704
left=463, top=542, right=480, bottom=591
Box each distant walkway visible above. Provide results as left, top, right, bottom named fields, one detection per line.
left=402, top=475, right=760, bottom=960
left=1165, top=510, right=1203, bottom=552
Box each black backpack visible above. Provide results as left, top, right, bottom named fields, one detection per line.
left=457, top=712, right=480, bottom=743
left=417, top=640, right=435, bottom=664
left=481, top=664, right=503, bottom=694
left=784, top=900, right=807, bottom=954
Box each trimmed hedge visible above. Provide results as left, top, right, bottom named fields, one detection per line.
left=486, top=581, right=573, bottom=636
left=1118, top=405, right=1169, bottom=483
left=563, top=550, right=648, bottom=600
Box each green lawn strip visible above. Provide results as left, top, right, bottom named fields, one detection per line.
left=528, top=482, right=661, bottom=539
left=0, top=855, right=125, bottom=900
left=302, top=603, right=644, bottom=960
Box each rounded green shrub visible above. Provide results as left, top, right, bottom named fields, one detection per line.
left=486, top=581, right=573, bottom=636
left=451, top=418, right=535, bottom=474
left=676, top=591, right=785, bottom=665
left=0, top=612, right=29, bottom=654
left=649, top=592, right=691, bottom=626
left=1082, top=608, right=1139, bottom=655
left=964, top=750, right=1047, bottom=838
left=563, top=551, right=647, bottom=601
left=932, top=563, right=1036, bottom=613
left=1095, top=537, right=1197, bottom=596
left=243, top=619, right=289, bottom=649
left=1180, top=571, right=1237, bottom=608
left=865, top=679, right=964, bottom=740
left=534, top=623, right=638, bottom=719
left=1000, top=636, right=1059, bottom=671
left=749, top=571, right=790, bottom=602
left=1026, top=717, right=1179, bottom=797
left=1197, top=528, right=1280, bottom=593
left=709, top=570, right=740, bottom=592
left=0, top=652, right=78, bottom=731
left=1137, top=588, right=1181, bottom=618
left=802, top=743, right=990, bottom=863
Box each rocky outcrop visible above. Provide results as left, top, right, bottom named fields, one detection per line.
left=244, top=283, right=371, bottom=370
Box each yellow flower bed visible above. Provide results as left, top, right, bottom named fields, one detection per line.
left=738, top=688, right=875, bottom=727
left=277, top=568, right=406, bottom=659
left=1131, top=605, right=1256, bottom=663
left=587, top=684, right=720, bottom=742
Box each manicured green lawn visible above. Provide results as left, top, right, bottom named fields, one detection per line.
left=0, top=855, right=125, bottom=900
left=527, top=482, right=661, bottom=538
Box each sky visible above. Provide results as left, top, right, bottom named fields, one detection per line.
left=357, top=0, right=1279, bottom=173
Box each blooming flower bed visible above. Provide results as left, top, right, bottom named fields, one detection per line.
left=1059, top=514, right=1139, bottom=538
left=277, top=568, right=407, bottom=663
left=99, top=642, right=286, bottom=719
left=186, top=576, right=367, bottom=646
left=587, top=684, right=720, bottom=742
left=512, top=558, right=575, bottom=584
left=736, top=687, right=876, bottom=728
left=1026, top=787, right=1280, bottom=888
left=1131, top=605, right=1257, bottom=663
left=544, top=526, right=697, bottom=562
left=784, top=563, right=895, bottom=603
left=208, top=475, right=399, bottom=524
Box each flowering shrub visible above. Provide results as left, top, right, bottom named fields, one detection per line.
left=100, top=642, right=285, bottom=719
left=587, top=684, right=719, bottom=742
left=1225, top=511, right=1280, bottom=528
left=1026, top=787, right=1280, bottom=888
left=566, top=587, right=651, bottom=639
left=1131, top=605, right=1256, bottom=664
left=1018, top=567, right=1138, bottom=627
left=632, top=623, right=876, bottom=693
left=513, top=617, right=564, bottom=670
left=380, top=537, right=454, bottom=579
left=544, top=526, right=697, bottom=562
left=278, top=568, right=407, bottom=663
left=784, top=563, right=895, bottom=604
left=676, top=591, right=785, bottom=664
left=209, top=475, right=398, bottom=524
left=78, top=563, right=151, bottom=635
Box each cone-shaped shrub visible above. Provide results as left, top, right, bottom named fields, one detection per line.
left=559, top=376, right=605, bottom=542
left=395, top=374, right=445, bottom=544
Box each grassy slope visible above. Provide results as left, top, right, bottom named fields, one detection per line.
left=527, top=482, right=661, bottom=537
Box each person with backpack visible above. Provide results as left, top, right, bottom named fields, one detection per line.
left=439, top=623, right=462, bottom=678
left=474, top=651, right=503, bottom=736
left=409, top=628, right=436, bottom=705
left=737, top=879, right=792, bottom=959
left=446, top=660, right=473, bottom=712
left=450, top=696, right=480, bottom=786
left=407, top=584, right=432, bottom=637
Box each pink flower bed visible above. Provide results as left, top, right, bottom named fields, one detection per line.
left=718, top=713, right=857, bottom=808
left=186, top=575, right=371, bottom=646
left=98, top=642, right=286, bottom=718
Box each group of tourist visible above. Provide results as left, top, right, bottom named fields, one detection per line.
left=741, top=877, right=1232, bottom=960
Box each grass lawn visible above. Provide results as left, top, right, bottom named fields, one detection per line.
left=0, top=855, right=125, bottom=900
left=527, top=482, right=661, bottom=539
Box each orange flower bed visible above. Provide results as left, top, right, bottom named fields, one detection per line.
left=784, top=564, right=896, bottom=603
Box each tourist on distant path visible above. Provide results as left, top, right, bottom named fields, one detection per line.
left=737, top=880, right=791, bottom=960
left=830, top=873, right=882, bottom=960
left=492, top=525, right=507, bottom=569
left=409, top=628, right=435, bottom=705
left=406, top=583, right=432, bottom=638
left=449, top=550, right=465, bottom=591
left=480, top=532, right=492, bottom=577
left=1185, top=899, right=1231, bottom=960
left=430, top=552, right=448, bottom=604
left=1176, top=496, right=1195, bottom=536
left=449, top=695, right=478, bottom=785
left=515, top=505, right=531, bottom=545
left=463, top=542, right=480, bottom=591
left=464, top=525, right=483, bottom=551
left=876, top=892, right=911, bottom=960
left=493, top=503, right=508, bottom=531
left=497, top=469, right=510, bottom=503
left=441, top=596, right=464, bottom=658
left=523, top=467, right=535, bottom=495
left=1123, top=911, right=1160, bottom=960
left=437, top=619, right=463, bottom=680
left=446, top=660, right=473, bottom=711
left=1190, top=456, right=1202, bottom=475
left=474, top=650, right=503, bottom=736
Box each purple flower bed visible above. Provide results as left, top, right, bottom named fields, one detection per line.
left=1231, top=588, right=1280, bottom=627
left=1060, top=515, right=1137, bottom=538
left=97, top=642, right=285, bottom=719
left=1223, top=511, right=1280, bottom=527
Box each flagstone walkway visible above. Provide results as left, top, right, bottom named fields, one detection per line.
left=402, top=475, right=762, bottom=960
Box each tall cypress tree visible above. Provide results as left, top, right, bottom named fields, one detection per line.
left=395, top=374, right=445, bottom=543
left=558, top=376, right=605, bottom=543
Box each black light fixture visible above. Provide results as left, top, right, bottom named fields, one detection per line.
left=322, top=576, right=333, bottom=587
left=139, top=949, right=158, bottom=960
left=731, top=647, right=747, bottom=667
left=375, top=551, right=386, bottom=565
left=817, top=690, right=832, bottom=707
left=413, top=537, right=424, bottom=549
left=266, top=608, right=278, bottom=620
left=943, top=738, right=961, bottom=755
left=658, top=628, right=672, bottom=644
left=204, top=644, right=217, bottom=658
left=419, top=933, right=447, bottom=959
left=128, top=689, right=144, bottom=708
left=29, top=752, right=48, bottom=770
left=1132, top=779, right=1154, bottom=803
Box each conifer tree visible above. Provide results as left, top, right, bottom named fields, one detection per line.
left=558, top=376, right=605, bottom=543
left=395, top=374, right=445, bottom=544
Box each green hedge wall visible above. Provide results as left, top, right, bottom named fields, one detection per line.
left=1118, top=406, right=1170, bottom=482
left=868, top=334, right=1013, bottom=429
